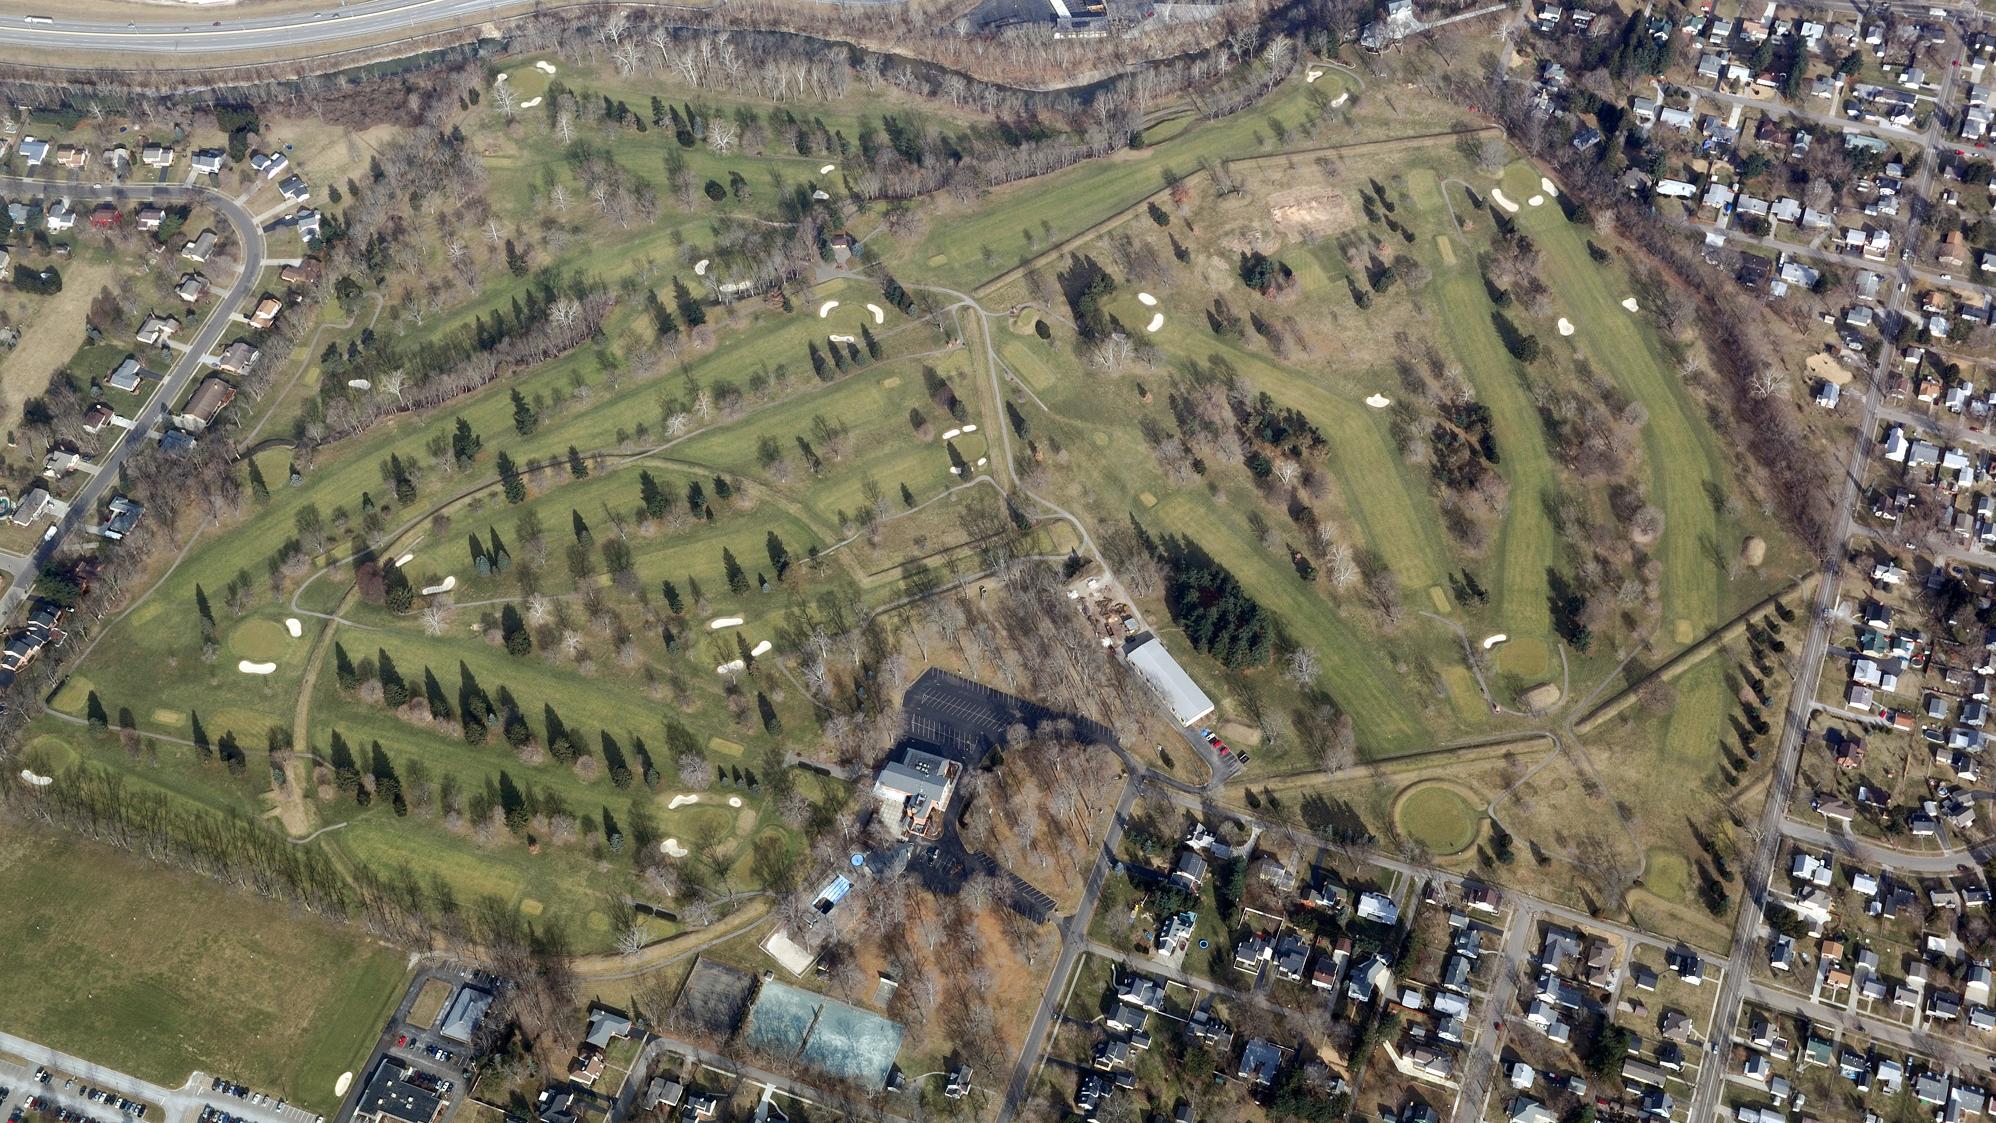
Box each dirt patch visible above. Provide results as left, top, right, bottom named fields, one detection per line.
left=1519, top=682, right=1562, bottom=710
left=1266, top=185, right=1356, bottom=240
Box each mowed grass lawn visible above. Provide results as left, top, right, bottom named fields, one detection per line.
left=0, top=828, right=407, bottom=1113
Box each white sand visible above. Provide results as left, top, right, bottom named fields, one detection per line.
left=1557, top=318, right=1574, bottom=336
left=708, top=616, right=744, bottom=629
left=668, top=794, right=702, bottom=809
left=18, top=769, right=51, bottom=787
left=346, top=378, right=371, bottom=390
left=394, top=552, right=414, bottom=567
left=942, top=428, right=963, bottom=440
left=750, top=639, right=773, bottom=657
left=1305, top=68, right=1323, bottom=83
left=819, top=164, right=837, bottom=175
left=285, top=618, right=302, bottom=638
left=961, top=423, right=978, bottom=433
left=816, top=300, right=839, bottom=319
left=493, top=73, right=507, bottom=85
left=1137, top=292, right=1158, bottom=307
left=239, top=660, right=277, bottom=674
left=865, top=303, right=885, bottom=324
left=660, top=838, right=689, bottom=857
left=811, top=189, right=830, bottom=201
left=333, top=1074, right=353, bottom=1098
left=1481, top=633, right=1509, bottom=649
left=518, top=97, right=542, bottom=110
left=829, top=333, right=856, bottom=344
left=1145, top=312, right=1165, bottom=333
left=420, top=576, right=457, bottom=595
left=1621, top=297, right=1640, bottom=312
left=949, top=466, right=962, bottom=475
left=694, top=258, right=709, bottom=276
left=1364, top=393, right=1392, bottom=408
left=975, top=457, right=988, bottom=467
left=716, top=659, right=745, bottom=675
left=1540, top=176, right=1559, bottom=197
left=1490, top=188, right=1520, bottom=213
left=728, top=796, right=744, bottom=808
left=1527, top=194, right=1545, bottom=207
left=534, top=60, right=557, bottom=74
left=1330, top=92, right=1349, bottom=108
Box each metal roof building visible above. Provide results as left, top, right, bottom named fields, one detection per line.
left=1124, top=634, right=1215, bottom=726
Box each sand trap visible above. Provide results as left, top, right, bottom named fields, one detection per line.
left=346, top=378, right=371, bottom=390
left=284, top=618, right=302, bottom=638
left=949, top=466, right=962, bottom=476
left=19, top=769, right=51, bottom=787
left=534, top=60, right=557, bottom=74
left=1145, top=312, right=1165, bottom=333
left=865, top=303, right=885, bottom=324
left=816, top=300, right=839, bottom=319
left=709, top=616, right=744, bottom=630
left=668, top=794, right=702, bottom=809
left=1137, top=291, right=1158, bottom=307
left=1620, top=297, right=1640, bottom=312
left=975, top=457, right=988, bottom=467
left=518, top=97, right=542, bottom=109
left=961, top=424, right=978, bottom=433
left=660, top=838, right=689, bottom=857
left=1482, top=633, right=1509, bottom=649
left=1306, top=67, right=1323, bottom=83
left=1527, top=194, right=1545, bottom=207
left=811, top=190, right=830, bottom=201
left=716, top=658, right=745, bottom=675
left=239, top=660, right=277, bottom=675
left=333, top=1074, right=353, bottom=1098
left=421, top=576, right=457, bottom=596
left=1491, top=188, right=1520, bottom=213
left=1330, top=92, right=1349, bottom=108
left=829, top=333, right=856, bottom=344
left=394, top=552, right=414, bottom=568
left=728, top=796, right=743, bottom=808
left=1540, top=177, right=1559, bottom=197
left=819, top=163, right=837, bottom=175
left=493, top=73, right=508, bottom=84
left=942, top=428, right=963, bottom=440
left=694, top=258, right=710, bottom=276
left=750, top=639, right=773, bottom=657
left=1557, top=318, right=1574, bottom=336
left=1364, top=393, right=1392, bottom=408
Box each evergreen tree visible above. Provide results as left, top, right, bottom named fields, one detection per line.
left=501, top=604, right=532, bottom=656
left=756, top=692, right=782, bottom=735
left=85, top=690, right=109, bottom=731
left=639, top=471, right=670, bottom=518
left=245, top=457, right=270, bottom=501
left=673, top=277, right=705, bottom=327
left=722, top=548, right=749, bottom=595
left=660, top=578, right=684, bottom=615
left=566, top=446, right=589, bottom=478
left=190, top=710, right=211, bottom=759
left=423, top=667, right=455, bottom=722
left=497, top=452, right=526, bottom=504
left=510, top=389, right=539, bottom=436
left=334, top=642, right=358, bottom=691
left=451, top=417, right=482, bottom=464
left=861, top=323, right=881, bottom=359
left=377, top=648, right=411, bottom=706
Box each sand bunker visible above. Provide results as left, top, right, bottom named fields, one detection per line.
left=694, top=259, right=710, bottom=276
left=660, top=838, right=689, bottom=857
left=961, top=424, right=978, bottom=433
left=709, top=616, right=744, bottom=629
left=812, top=190, right=830, bottom=200
left=1145, top=313, right=1165, bottom=333
left=751, top=640, right=773, bottom=657
left=394, top=552, right=414, bottom=567
left=1557, top=318, right=1574, bottom=336
left=668, top=794, right=702, bottom=809
left=716, top=658, right=746, bottom=675
left=1540, top=177, right=1559, bottom=197
left=829, top=333, right=856, bottom=344
left=1305, top=67, right=1324, bottom=83
left=346, top=378, right=371, bottom=390
left=942, top=428, right=963, bottom=440
left=1491, top=188, right=1520, bottom=213
left=1137, top=292, right=1158, bottom=307
left=975, top=457, right=988, bottom=467
left=1481, top=633, right=1508, bottom=650
left=285, top=618, right=302, bottom=638
left=865, top=303, right=885, bottom=324
left=1267, top=185, right=1355, bottom=239
left=1364, top=393, right=1392, bottom=408
left=239, top=660, right=277, bottom=674
left=534, top=60, right=557, bottom=74
left=728, top=796, right=744, bottom=808
left=19, top=769, right=51, bottom=787
left=1621, top=297, right=1640, bottom=312
left=518, top=97, right=543, bottom=109
left=817, top=300, right=839, bottom=319
left=421, top=576, right=457, bottom=596
left=1527, top=194, right=1545, bottom=207
left=493, top=73, right=508, bottom=85
left=333, top=1074, right=353, bottom=1098
left=819, top=163, right=837, bottom=175
left=1330, top=91, right=1349, bottom=108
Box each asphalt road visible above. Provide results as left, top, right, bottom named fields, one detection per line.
left=0, top=174, right=264, bottom=623
left=0, top=0, right=509, bottom=57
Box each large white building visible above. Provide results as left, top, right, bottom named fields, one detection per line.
left=1123, top=634, right=1215, bottom=726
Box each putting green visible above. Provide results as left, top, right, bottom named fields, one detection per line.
left=1495, top=636, right=1551, bottom=678
left=228, top=619, right=291, bottom=662
left=1394, top=781, right=1482, bottom=856
left=24, top=734, right=77, bottom=774
left=1642, top=847, right=1693, bottom=905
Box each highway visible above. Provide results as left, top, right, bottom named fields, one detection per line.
left=0, top=0, right=513, bottom=58
left=0, top=174, right=265, bottom=621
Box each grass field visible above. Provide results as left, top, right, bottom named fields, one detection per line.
left=0, top=827, right=408, bottom=1113
left=1394, top=781, right=1481, bottom=855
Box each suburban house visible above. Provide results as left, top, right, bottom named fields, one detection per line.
left=182, top=229, right=217, bottom=262
left=1122, top=633, right=1215, bottom=726
left=871, top=744, right=959, bottom=839
left=215, top=341, right=260, bottom=375
left=190, top=150, right=225, bottom=175
left=176, top=376, right=237, bottom=432
left=249, top=295, right=283, bottom=330
left=141, top=143, right=175, bottom=168
left=107, top=355, right=148, bottom=393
